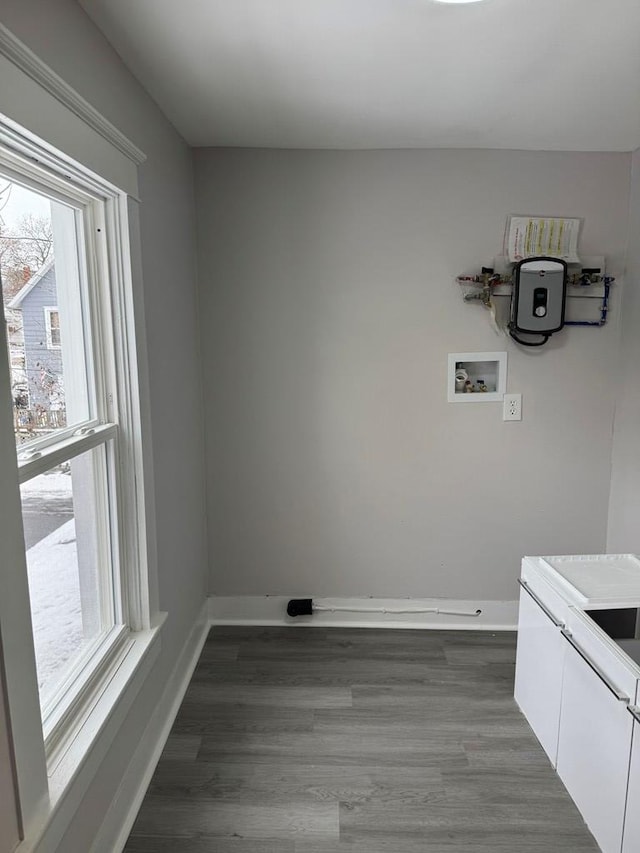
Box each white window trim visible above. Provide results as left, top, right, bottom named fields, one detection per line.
left=8, top=176, right=132, bottom=752
left=0, top=23, right=146, bottom=168
left=43, top=306, right=61, bottom=350
left=16, top=617, right=165, bottom=853
left=0, top=111, right=158, bottom=847
left=2, top=133, right=151, bottom=635
left=17, top=423, right=117, bottom=482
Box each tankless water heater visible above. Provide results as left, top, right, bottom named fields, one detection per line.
left=509, top=257, right=568, bottom=347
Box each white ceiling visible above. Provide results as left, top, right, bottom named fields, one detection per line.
left=78, top=0, right=640, bottom=151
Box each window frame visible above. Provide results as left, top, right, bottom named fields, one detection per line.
left=43, top=306, right=61, bottom=349
left=0, top=119, right=151, bottom=760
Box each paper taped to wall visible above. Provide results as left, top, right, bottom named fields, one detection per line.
left=505, top=216, right=581, bottom=264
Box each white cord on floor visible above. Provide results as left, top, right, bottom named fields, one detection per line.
left=312, top=605, right=482, bottom=617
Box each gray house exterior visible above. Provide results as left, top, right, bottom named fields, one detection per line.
left=8, top=260, right=64, bottom=416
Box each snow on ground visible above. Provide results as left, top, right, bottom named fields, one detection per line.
left=21, top=467, right=72, bottom=498
left=25, top=517, right=86, bottom=700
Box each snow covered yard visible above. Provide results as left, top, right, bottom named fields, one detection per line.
left=21, top=469, right=88, bottom=702
left=25, top=518, right=85, bottom=699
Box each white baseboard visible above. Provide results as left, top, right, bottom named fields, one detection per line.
left=209, top=596, right=518, bottom=631
left=91, top=599, right=210, bottom=853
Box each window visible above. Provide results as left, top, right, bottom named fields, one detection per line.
left=44, top=307, right=61, bottom=349
left=0, top=123, right=149, bottom=756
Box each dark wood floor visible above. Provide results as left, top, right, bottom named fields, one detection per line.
left=124, top=627, right=599, bottom=852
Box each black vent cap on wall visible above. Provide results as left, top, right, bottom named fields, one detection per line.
left=287, top=598, right=313, bottom=617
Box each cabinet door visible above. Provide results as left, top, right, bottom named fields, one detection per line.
left=557, top=632, right=634, bottom=853
left=622, top=707, right=640, bottom=853
left=514, top=580, right=566, bottom=765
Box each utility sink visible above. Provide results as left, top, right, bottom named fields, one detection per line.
left=586, top=608, right=640, bottom=667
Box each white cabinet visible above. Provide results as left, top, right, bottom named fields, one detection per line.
left=556, top=616, right=635, bottom=853
left=623, top=706, right=640, bottom=853
left=515, top=556, right=640, bottom=853
left=514, top=577, right=566, bottom=765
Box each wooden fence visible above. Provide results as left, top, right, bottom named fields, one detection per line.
left=13, top=407, right=67, bottom=434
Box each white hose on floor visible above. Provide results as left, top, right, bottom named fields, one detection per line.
left=312, top=604, right=482, bottom=617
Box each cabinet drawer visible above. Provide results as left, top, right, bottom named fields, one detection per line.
left=514, top=581, right=566, bottom=765
left=520, top=562, right=571, bottom=628
left=564, top=608, right=639, bottom=702
left=557, top=630, right=634, bottom=853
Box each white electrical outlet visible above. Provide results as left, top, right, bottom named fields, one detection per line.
left=503, top=393, right=522, bottom=421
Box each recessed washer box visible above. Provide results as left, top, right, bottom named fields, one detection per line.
left=447, top=351, right=507, bottom=403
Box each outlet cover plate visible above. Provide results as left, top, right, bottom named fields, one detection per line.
left=503, top=393, right=522, bottom=421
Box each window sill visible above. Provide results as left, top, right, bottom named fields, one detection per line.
left=18, top=612, right=167, bottom=853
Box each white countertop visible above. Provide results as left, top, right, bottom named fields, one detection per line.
left=528, top=553, right=640, bottom=608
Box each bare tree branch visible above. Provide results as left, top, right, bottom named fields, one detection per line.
left=1, top=212, right=54, bottom=300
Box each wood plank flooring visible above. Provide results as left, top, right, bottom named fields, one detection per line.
left=124, top=627, right=599, bottom=852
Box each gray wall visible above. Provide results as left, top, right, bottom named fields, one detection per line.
left=0, top=0, right=208, bottom=848
left=195, top=148, right=630, bottom=600
left=608, top=149, right=640, bottom=550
